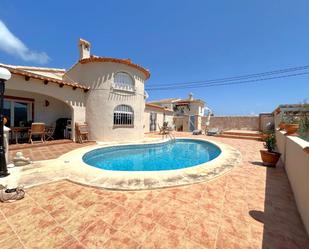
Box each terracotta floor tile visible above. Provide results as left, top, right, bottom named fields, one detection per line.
left=121, top=213, right=157, bottom=244
left=184, top=218, right=217, bottom=248
left=103, top=231, right=140, bottom=249
left=0, top=197, right=35, bottom=218
left=215, top=232, right=253, bottom=249
left=0, top=221, right=17, bottom=243
left=101, top=205, right=137, bottom=230
left=219, top=215, right=252, bottom=241
left=142, top=225, right=197, bottom=249
left=0, top=236, right=24, bottom=249
left=61, top=209, right=99, bottom=236
left=59, top=238, right=86, bottom=249
left=7, top=208, right=57, bottom=244
left=25, top=226, right=73, bottom=249
left=156, top=211, right=190, bottom=235
left=2, top=136, right=309, bottom=248
left=77, top=219, right=117, bottom=248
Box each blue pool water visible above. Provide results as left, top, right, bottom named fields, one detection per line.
left=83, top=139, right=221, bottom=171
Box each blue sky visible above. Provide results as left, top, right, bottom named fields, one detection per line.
left=0, top=0, right=308, bottom=115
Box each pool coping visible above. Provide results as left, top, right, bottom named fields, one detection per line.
left=2, top=137, right=242, bottom=190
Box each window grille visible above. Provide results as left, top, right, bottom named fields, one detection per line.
left=113, top=105, right=134, bottom=126
left=114, top=72, right=134, bottom=86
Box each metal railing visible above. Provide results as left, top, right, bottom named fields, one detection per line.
left=162, top=131, right=176, bottom=142
left=111, top=83, right=136, bottom=92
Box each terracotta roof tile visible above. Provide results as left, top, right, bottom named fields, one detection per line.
left=146, top=103, right=173, bottom=113
left=1, top=65, right=89, bottom=91
left=79, top=55, right=150, bottom=79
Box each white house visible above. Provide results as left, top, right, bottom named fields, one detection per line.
left=1, top=38, right=173, bottom=142
left=148, top=93, right=206, bottom=132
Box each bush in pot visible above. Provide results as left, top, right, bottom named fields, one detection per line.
left=299, top=102, right=309, bottom=136
left=260, top=133, right=281, bottom=167
left=284, top=115, right=300, bottom=135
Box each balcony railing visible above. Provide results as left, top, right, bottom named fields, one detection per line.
left=111, top=83, right=136, bottom=93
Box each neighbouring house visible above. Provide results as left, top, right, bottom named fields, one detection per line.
left=1, top=38, right=173, bottom=142
left=144, top=103, right=174, bottom=133
left=148, top=93, right=206, bottom=132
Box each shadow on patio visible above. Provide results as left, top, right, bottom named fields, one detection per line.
left=249, top=162, right=309, bottom=248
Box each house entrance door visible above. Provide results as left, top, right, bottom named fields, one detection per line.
left=189, top=115, right=195, bottom=131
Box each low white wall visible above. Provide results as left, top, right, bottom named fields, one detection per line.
left=276, top=130, right=309, bottom=235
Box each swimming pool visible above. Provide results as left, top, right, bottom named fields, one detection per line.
left=82, top=139, right=221, bottom=171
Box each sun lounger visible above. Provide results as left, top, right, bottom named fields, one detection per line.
left=207, top=128, right=220, bottom=136
left=192, top=129, right=202, bottom=135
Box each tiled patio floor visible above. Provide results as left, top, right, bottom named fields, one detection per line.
left=8, top=141, right=96, bottom=162
left=1, top=135, right=309, bottom=248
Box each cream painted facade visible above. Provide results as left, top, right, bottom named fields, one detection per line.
left=65, top=61, right=148, bottom=141
left=149, top=94, right=206, bottom=132
left=2, top=38, right=158, bottom=142
left=2, top=39, right=210, bottom=142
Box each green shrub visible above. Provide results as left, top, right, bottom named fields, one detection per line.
left=264, top=133, right=276, bottom=153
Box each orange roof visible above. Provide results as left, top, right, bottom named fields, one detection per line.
left=146, top=103, right=173, bottom=113
left=1, top=65, right=89, bottom=92
left=79, top=55, right=150, bottom=80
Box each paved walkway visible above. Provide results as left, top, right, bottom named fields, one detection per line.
left=1, top=135, right=308, bottom=248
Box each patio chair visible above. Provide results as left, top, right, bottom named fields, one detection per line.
left=158, top=123, right=170, bottom=134
left=45, top=124, right=56, bottom=141
left=75, top=123, right=89, bottom=143
left=28, top=123, right=46, bottom=144
left=158, top=124, right=164, bottom=134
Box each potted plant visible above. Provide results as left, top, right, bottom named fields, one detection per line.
left=299, top=101, right=309, bottom=136
left=260, top=133, right=281, bottom=167
left=278, top=121, right=286, bottom=130
left=284, top=115, right=300, bottom=135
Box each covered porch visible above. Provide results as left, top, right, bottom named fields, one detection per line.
left=3, top=64, right=88, bottom=144
left=5, top=89, right=73, bottom=144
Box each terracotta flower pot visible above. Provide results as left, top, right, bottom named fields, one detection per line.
left=260, top=150, right=281, bottom=167
left=284, top=124, right=300, bottom=135
left=278, top=122, right=286, bottom=130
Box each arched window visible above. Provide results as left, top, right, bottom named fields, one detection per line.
left=113, top=105, right=134, bottom=126
left=114, top=72, right=134, bottom=87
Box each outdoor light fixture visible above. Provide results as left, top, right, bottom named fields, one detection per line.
left=0, top=67, right=11, bottom=177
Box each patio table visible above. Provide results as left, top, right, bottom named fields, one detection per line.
left=10, top=127, right=30, bottom=144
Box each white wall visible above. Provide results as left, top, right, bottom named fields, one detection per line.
left=66, top=62, right=147, bottom=141
left=276, top=131, right=309, bottom=235
left=144, top=107, right=174, bottom=133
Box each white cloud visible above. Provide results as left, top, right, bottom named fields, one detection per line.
left=0, top=20, right=50, bottom=64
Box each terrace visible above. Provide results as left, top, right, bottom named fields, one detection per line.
left=0, top=133, right=308, bottom=248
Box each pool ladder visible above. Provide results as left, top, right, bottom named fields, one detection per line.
left=166, top=132, right=176, bottom=142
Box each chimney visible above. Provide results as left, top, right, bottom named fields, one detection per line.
left=188, top=92, right=194, bottom=101
left=78, top=38, right=91, bottom=60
